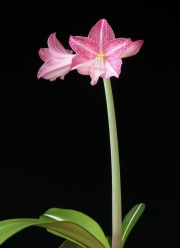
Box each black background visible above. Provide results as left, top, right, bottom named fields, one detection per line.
left=0, top=1, right=179, bottom=248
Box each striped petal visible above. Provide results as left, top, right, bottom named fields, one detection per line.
left=69, top=36, right=99, bottom=59
left=103, top=38, right=132, bottom=58
left=71, top=55, right=92, bottom=75
left=101, top=58, right=122, bottom=78
left=89, top=57, right=122, bottom=85
left=38, top=48, right=52, bottom=62
left=48, top=33, right=73, bottom=57
left=88, top=19, right=115, bottom=50
left=37, top=56, right=74, bottom=81
left=120, top=40, right=144, bottom=58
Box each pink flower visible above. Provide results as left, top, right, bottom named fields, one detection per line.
left=37, top=19, right=144, bottom=85
left=69, top=19, right=144, bottom=85
left=37, top=33, right=75, bottom=81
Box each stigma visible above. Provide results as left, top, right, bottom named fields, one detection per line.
left=98, top=52, right=105, bottom=59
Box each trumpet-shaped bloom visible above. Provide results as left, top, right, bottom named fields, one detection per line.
left=69, top=19, right=144, bottom=85
left=37, top=19, right=144, bottom=85
left=37, top=33, right=75, bottom=81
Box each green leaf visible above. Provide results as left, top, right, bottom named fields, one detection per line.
left=60, top=239, right=83, bottom=247
left=40, top=208, right=110, bottom=248
left=122, top=203, right=145, bottom=247
left=0, top=208, right=110, bottom=248
left=106, top=236, right=112, bottom=247
left=0, top=218, right=48, bottom=244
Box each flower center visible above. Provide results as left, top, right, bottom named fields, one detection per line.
left=98, top=52, right=105, bottom=60
left=93, top=52, right=106, bottom=73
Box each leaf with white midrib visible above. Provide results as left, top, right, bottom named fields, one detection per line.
left=122, top=203, right=145, bottom=247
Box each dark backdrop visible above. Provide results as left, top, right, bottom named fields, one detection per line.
left=0, top=1, right=179, bottom=248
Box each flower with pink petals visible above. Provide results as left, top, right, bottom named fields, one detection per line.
left=69, top=19, right=144, bottom=85
left=37, top=33, right=75, bottom=81
left=37, top=19, right=143, bottom=85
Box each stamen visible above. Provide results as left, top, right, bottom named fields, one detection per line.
left=98, top=52, right=105, bottom=59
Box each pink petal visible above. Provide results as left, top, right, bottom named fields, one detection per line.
left=120, top=40, right=144, bottom=58
left=37, top=57, right=73, bottom=81
left=38, top=48, right=52, bottom=62
left=103, top=38, right=132, bottom=58
left=71, top=55, right=92, bottom=75
left=89, top=67, right=104, bottom=85
left=77, top=66, right=90, bottom=75
left=48, top=33, right=72, bottom=56
left=101, top=58, right=122, bottom=78
left=88, top=19, right=115, bottom=50
left=69, top=36, right=99, bottom=59
left=89, top=57, right=121, bottom=85
left=71, top=54, right=122, bottom=85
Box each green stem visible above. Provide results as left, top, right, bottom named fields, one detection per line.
left=103, top=78, right=122, bottom=248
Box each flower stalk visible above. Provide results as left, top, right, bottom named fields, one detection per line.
left=103, top=78, right=122, bottom=248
